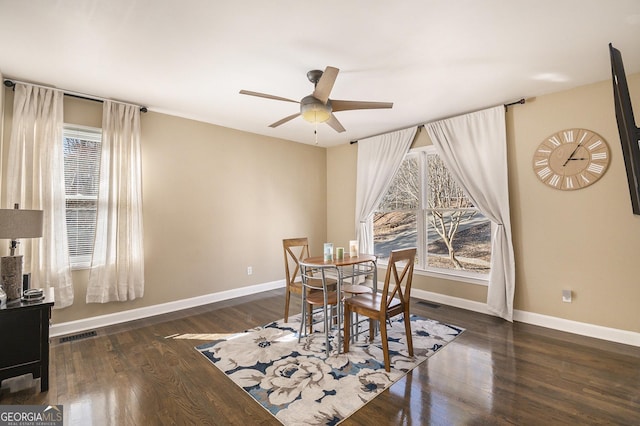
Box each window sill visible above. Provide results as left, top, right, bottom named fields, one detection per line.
left=413, top=267, right=488, bottom=286
left=377, top=261, right=489, bottom=286
left=70, top=263, right=90, bottom=271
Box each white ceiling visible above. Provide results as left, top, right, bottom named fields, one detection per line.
left=2, top=0, right=640, bottom=146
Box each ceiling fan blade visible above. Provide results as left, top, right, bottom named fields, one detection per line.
left=239, top=90, right=299, bottom=104
left=269, top=112, right=300, bottom=128
left=325, top=114, right=346, bottom=133
left=313, top=66, right=339, bottom=104
left=331, top=100, right=393, bottom=112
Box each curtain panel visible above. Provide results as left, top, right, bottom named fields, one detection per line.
left=86, top=101, right=144, bottom=303
left=355, top=127, right=417, bottom=255
left=5, top=84, right=74, bottom=307
left=425, top=106, right=516, bottom=321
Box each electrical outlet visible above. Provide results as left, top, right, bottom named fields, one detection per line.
left=562, top=289, right=572, bottom=303
left=247, top=266, right=253, bottom=275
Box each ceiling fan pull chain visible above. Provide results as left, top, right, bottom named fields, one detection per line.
left=315, top=120, right=319, bottom=144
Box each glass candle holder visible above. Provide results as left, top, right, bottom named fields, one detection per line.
left=349, top=240, right=359, bottom=257
left=323, top=243, right=334, bottom=261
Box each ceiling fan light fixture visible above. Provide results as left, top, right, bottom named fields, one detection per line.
left=300, top=96, right=331, bottom=123
left=301, top=108, right=330, bottom=123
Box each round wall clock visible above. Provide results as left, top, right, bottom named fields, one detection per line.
left=532, top=128, right=610, bottom=190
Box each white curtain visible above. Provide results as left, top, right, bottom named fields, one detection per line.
left=425, top=106, right=515, bottom=321
left=86, top=101, right=144, bottom=303
left=355, top=127, right=417, bottom=255
left=5, top=84, right=74, bottom=307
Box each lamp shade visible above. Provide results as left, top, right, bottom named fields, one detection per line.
left=0, top=208, right=44, bottom=239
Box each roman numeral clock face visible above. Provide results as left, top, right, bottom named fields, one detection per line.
left=532, top=128, right=610, bottom=190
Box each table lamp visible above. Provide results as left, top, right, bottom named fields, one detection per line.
left=0, top=204, right=44, bottom=300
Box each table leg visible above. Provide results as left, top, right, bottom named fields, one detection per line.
left=40, top=308, right=50, bottom=392
left=371, top=259, right=378, bottom=338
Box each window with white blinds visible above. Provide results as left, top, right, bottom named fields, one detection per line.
left=63, top=125, right=102, bottom=269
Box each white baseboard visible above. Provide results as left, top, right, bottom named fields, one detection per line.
left=412, top=288, right=494, bottom=316
left=513, top=310, right=640, bottom=347
left=52, top=281, right=640, bottom=348
left=411, top=288, right=640, bottom=347
left=50, top=280, right=285, bottom=337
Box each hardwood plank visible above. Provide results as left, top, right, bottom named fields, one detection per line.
left=1, top=289, right=638, bottom=425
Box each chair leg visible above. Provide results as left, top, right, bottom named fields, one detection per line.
left=369, top=319, right=375, bottom=342
left=298, top=296, right=306, bottom=343
left=380, top=317, right=391, bottom=372
left=344, top=305, right=351, bottom=353
left=307, top=303, right=314, bottom=334
left=332, top=305, right=338, bottom=326
left=284, top=289, right=291, bottom=323
left=323, top=303, right=330, bottom=357
left=403, top=310, right=414, bottom=357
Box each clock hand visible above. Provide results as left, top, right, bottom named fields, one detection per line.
left=563, top=141, right=586, bottom=166
left=566, top=157, right=588, bottom=161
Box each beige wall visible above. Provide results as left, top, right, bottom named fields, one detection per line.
left=0, top=72, right=3, bottom=194
left=2, top=90, right=329, bottom=323
left=326, top=142, right=357, bottom=248
left=509, top=78, right=640, bottom=332
left=327, top=75, right=640, bottom=333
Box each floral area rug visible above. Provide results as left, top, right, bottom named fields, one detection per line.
left=195, top=313, right=464, bottom=425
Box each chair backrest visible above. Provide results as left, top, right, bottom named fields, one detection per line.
left=381, top=248, right=417, bottom=310
left=299, top=261, right=336, bottom=294
left=283, top=237, right=310, bottom=288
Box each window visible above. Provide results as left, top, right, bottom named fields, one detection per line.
left=63, top=125, right=102, bottom=269
left=374, top=147, right=491, bottom=282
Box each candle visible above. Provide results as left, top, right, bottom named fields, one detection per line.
left=336, top=247, right=344, bottom=260
left=323, top=243, right=334, bottom=261
left=349, top=240, right=359, bottom=257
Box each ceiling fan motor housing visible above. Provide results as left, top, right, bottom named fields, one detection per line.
left=300, top=95, right=332, bottom=123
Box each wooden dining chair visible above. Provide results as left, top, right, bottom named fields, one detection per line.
left=282, top=237, right=335, bottom=331
left=343, top=247, right=417, bottom=372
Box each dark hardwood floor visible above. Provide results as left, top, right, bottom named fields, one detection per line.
left=1, top=289, right=638, bottom=425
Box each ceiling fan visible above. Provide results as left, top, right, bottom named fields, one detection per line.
left=239, top=66, right=393, bottom=133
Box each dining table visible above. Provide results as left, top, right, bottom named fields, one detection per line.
left=301, top=253, right=377, bottom=353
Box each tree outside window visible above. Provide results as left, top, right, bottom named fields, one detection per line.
left=374, top=147, right=491, bottom=278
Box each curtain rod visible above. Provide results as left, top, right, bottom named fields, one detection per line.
left=349, top=97, right=526, bottom=144
left=3, top=79, right=148, bottom=113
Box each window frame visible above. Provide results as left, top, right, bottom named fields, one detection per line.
left=375, top=146, right=491, bottom=286
left=63, top=124, right=102, bottom=270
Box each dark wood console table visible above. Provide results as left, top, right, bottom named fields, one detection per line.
left=0, top=289, right=54, bottom=392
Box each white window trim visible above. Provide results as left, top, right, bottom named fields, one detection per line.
left=377, top=258, right=489, bottom=286
left=414, top=267, right=489, bottom=286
